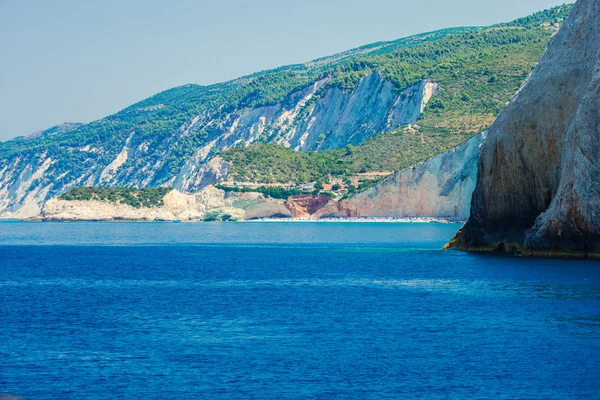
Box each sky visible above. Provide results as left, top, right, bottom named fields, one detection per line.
left=0, top=0, right=570, bottom=141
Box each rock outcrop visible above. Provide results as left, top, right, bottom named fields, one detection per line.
left=286, top=194, right=334, bottom=218
left=447, top=0, right=600, bottom=257
left=314, top=132, right=485, bottom=220
left=41, top=186, right=292, bottom=221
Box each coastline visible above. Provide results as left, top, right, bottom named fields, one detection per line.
left=0, top=216, right=465, bottom=224
left=242, top=217, right=463, bottom=224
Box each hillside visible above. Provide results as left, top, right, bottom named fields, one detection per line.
left=221, top=5, right=572, bottom=182
left=0, top=5, right=572, bottom=217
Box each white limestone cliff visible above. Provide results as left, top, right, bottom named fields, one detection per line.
left=315, top=133, right=485, bottom=220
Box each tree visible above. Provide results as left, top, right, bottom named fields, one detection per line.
left=428, top=99, right=445, bottom=109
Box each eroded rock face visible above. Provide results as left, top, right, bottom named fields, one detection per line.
left=41, top=186, right=291, bottom=221
left=280, top=77, right=437, bottom=151
left=174, top=156, right=231, bottom=193
left=447, top=0, right=600, bottom=256
left=174, top=75, right=437, bottom=192
left=314, top=133, right=485, bottom=220
left=285, top=194, right=333, bottom=218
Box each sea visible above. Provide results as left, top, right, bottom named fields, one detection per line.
left=0, top=221, right=599, bottom=399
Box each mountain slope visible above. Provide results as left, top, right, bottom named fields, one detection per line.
left=0, top=5, right=572, bottom=217
left=446, top=0, right=600, bottom=257
left=219, top=5, right=573, bottom=182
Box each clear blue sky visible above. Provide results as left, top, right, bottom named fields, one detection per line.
left=0, top=0, right=570, bottom=141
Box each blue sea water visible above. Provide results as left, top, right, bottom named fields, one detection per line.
left=0, top=221, right=599, bottom=399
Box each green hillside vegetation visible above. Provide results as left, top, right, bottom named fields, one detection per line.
left=0, top=5, right=572, bottom=188
left=216, top=184, right=309, bottom=200
left=219, top=4, right=572, bottom=182
left=59, top=187, right=172, bottom=208
left=220, top=144, right=347, bottom=183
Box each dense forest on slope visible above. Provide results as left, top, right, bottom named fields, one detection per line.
left=220, top=144, right=347, bottom=183
left=58, top=187, right=172, bottom=208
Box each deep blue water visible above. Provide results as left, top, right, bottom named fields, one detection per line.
left=0, top=221, right=599, bottom=399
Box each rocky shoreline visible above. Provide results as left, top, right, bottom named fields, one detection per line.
left=11, top=216, right=463, bottom=224
left=244, top=217, right=461, bottom=224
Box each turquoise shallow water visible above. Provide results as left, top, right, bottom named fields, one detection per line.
left=0, top=222, right=599, bottom=399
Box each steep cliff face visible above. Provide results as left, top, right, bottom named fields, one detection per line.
left=315, top=133, right=485, bottom=220
left=278, top=76, right=437, bottom=151
left=200, top=75, right=436, bottom=153
left=174, top=75, right=437, bottom=192
left=285, top=194, right=333, bottom=218
left=448, top=0, right=600, bottom=256
left=0, top=153, right=55, bottom=218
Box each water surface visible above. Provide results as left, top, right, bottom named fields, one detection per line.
left=1, top=222, right=599, bottom=399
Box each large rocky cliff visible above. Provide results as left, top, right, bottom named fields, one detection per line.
left=0, top=74, right=435, bottom=218
left=447, top=0, right=600, bottom=256
left=315, top=132, right=485, bottom=220
left=174, top=75, right=437, bottom=192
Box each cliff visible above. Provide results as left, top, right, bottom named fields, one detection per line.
left=447, top=0, right=600, bottom=257
left=41, top=186, right=291, bottom=222
left=174, top=75, right=437, bottom=192
left=286, top=194, right=333, bottom=218
left=0, top=75, right=436, bottom=218
left=314, top=132, right=485, bottom=220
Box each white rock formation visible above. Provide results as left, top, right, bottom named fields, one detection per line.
left=448, top=0, right=600, bottom=256
left=41, top=186, right=292, bottom=221
left=315, top=132, right=486, bottom=220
